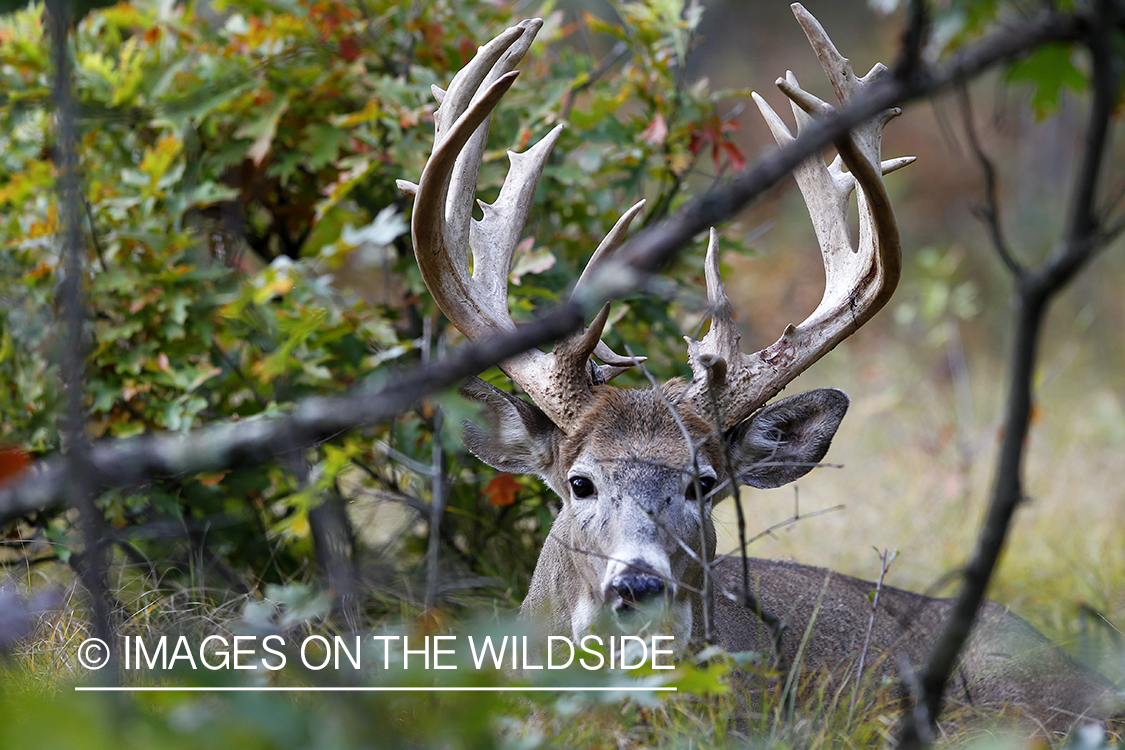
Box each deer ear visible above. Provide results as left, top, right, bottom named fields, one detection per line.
left=728, top=388, right=849, bottom=490
left=460, top=377, right=559, bottom=475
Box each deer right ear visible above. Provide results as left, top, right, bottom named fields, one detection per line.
left=728, top=388, right=849, bottom=490
left=460, top=377, right=560, bottom=475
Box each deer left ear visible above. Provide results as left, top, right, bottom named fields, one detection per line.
left=728, top=388, right=849, bottom=490
left=459, top=377, right=560, bottom=476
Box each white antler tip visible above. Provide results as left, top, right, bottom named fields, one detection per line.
left=865, top=62, right=890, bottom=80
left=881, top=156, right=916, bottom=175
left=396, top=179, right=418, bottom=197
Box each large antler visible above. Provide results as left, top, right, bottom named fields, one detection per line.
left=396, top=19, right=644, bottom=432
left=684, top=3, right=914, bottom=431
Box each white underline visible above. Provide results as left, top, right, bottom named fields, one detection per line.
left=74, top=686, right=676, bottom=693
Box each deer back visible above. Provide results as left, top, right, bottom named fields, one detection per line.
left=713, top=557, right=1121, bottom=734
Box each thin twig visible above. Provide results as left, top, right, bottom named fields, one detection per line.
left=737, top=504, right=846, bottom=554
left=561, top=41, right=629, bottom=119
left=81, top=191, right=107, bottom=272
left=849, top=547, right=896, bottom=722
left=424, top=321, right=447, bottom=611
left=546, top=535, right=705, bottom=599
left=957, top=81, right=1023, bottom=276
left=628, top=347, right=714, bottom=644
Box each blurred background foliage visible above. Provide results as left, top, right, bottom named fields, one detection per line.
left=0, top=0, right=1123, bottom=746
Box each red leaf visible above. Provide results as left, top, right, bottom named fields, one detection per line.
left=458, top=36, right=475, bottom=62
left=484, top=473, right=521, bottom=507
left=721, top=140, right=746, bottom=172
left=639, top=113, right=668, bottom=146
left=340, top=35, right=360, bottom=62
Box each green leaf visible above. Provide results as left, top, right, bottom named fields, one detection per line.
left=299, top=123, right=350, bottom=172
left=235, top=95, right=289, bottom=166
left=1007, top=43, right=1085, bottom=118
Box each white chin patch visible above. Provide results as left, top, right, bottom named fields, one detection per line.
left=572, top=595, right=692, bottom=650
left=570, top=596, right=600, bottom=641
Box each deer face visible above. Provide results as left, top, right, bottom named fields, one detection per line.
left=554, top=387, right=721, bottom=638
left=462, top=378, right=849, bottom=640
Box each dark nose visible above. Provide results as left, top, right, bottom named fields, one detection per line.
left=611, top=571, right=665, bottom=604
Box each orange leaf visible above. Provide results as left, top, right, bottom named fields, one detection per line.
left=198, top=472, right=228, bottom=487
left=484, top=473, right=521, bottom=507
left=0, top=446, right=31, bottom=487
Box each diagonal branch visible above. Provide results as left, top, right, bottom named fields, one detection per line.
left=0, top=4, right=1093, bottom=532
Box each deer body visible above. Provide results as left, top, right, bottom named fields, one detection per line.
left=470, top=378, right=1119, bottom=734
left=711, top=557, right=1119, bottom=732
left=398, top=8, right=1120, bottom=736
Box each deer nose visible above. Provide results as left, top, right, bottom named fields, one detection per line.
left=611, top=571, right=665, bottom=605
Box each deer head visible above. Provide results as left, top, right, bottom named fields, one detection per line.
left=397, top=7, right=912, bottom=645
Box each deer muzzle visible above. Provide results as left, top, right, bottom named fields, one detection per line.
left=608, top=563, right=669, bottom=612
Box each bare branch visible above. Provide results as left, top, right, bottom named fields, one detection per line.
left=46, top=0, right=115, bottom=678
left=736, top=503, right=846, bottom=554
left=894, top=0, right=930, bottom=81
left=957, top=82, right=1023, bottom=277
left=424, top=322, right=448, bottom=612
left=898, top=2, right=1123, bottom=744
left=609, top=7, right=1085, bottom=289
left=849, top=548, right=896, bottom=722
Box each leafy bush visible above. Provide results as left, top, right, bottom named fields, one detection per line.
left=0, top=0, right=746, bottom=605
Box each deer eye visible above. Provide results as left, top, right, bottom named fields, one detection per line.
left=686, top=476, right=717, bottom=502
left=569, top=476, right=595, bottom=499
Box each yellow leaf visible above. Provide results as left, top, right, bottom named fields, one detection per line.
left=139, top=134, right=183, bottom=185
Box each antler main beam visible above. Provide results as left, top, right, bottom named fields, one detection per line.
left=685, top=3, right=914, bottom=430
left=397, top=19, right=647, bottom=432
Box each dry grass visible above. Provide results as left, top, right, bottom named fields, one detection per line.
left=715, top=324, right=1125, bottom=683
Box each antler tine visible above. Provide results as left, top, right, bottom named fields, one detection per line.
left=400, top=20, right=648, bottom=432
left=400, top=67, right=521, bottom=340
left=469, top=124, right=564, bottom=322
left=685, top=228, right=740, bottom=386
left=684, top=3, right=913, bottom=431
left=441, top=20, right=542, bottom=258
left=572, top=199, right=649, bottom=373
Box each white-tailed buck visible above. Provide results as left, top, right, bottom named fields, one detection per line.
left=397, top=6, right=1121, bottom=736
